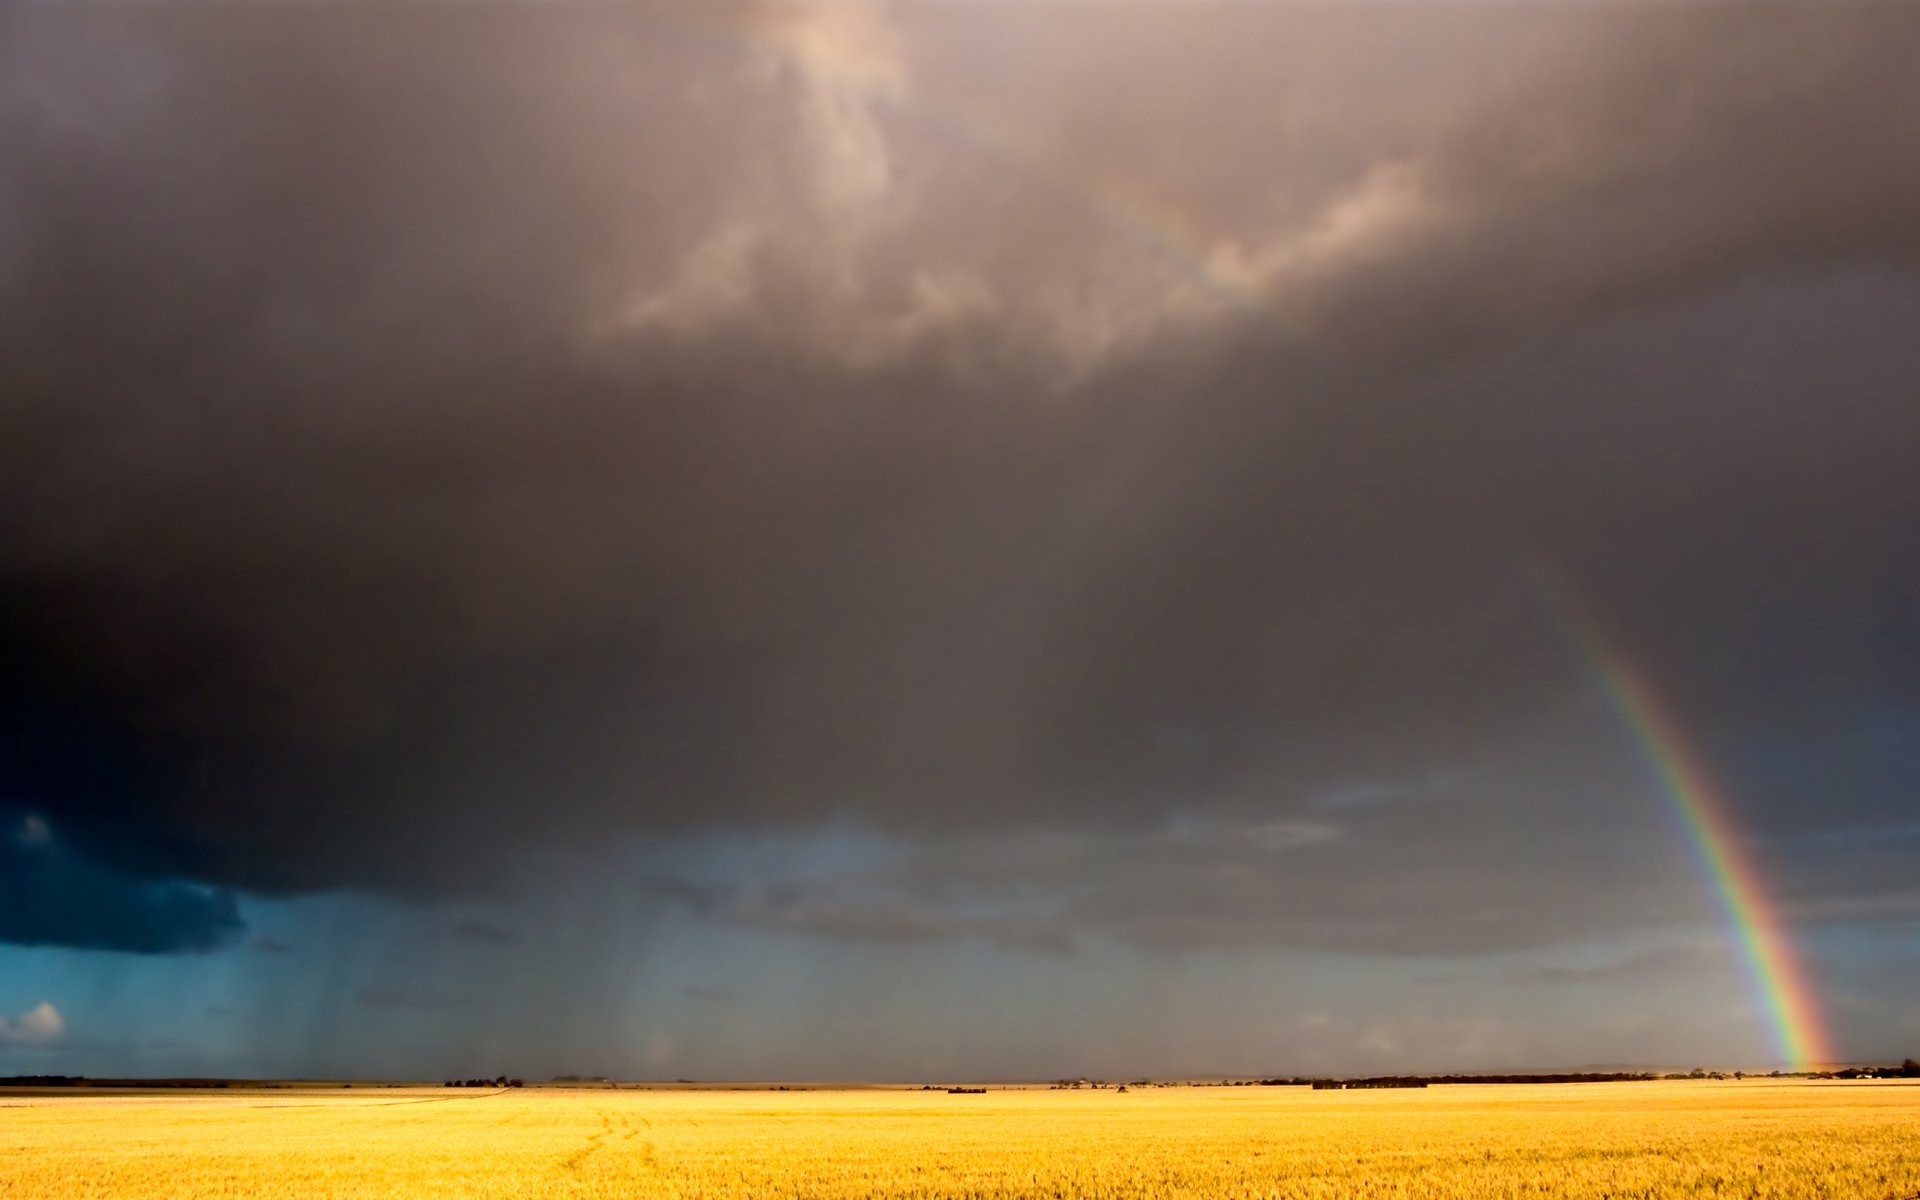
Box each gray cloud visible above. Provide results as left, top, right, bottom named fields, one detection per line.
left=638, top=767, right=1920, bottom=959
left=0, top=2, right=1916, bottom=962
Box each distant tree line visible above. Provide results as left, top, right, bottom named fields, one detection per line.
left=0, top=1076, right=238, bottom=1088
left=9, top=1060, right=1918, bottom=1092
left=1048, top=1065, right=1920, bottom=1090
left=1823, top=1060, right=1920, bottom=1080
left=1263, top=1073, right=1656, bottom=1087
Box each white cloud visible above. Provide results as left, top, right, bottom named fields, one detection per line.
left=13, top=814, right=51, bottom=848
left=751, top=0, right=905, bottom=218
left=0, top=1002, right=66, bottom=1047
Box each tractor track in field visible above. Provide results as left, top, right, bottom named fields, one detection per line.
left=561, top=1106, right=657, bottom=1175
left=560, top=1110, right=616, bottom=1170
left=620, top=1110, right=660, bottom=1173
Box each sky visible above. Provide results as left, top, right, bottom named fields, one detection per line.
left=2, top=0, right=1918, bottom=1082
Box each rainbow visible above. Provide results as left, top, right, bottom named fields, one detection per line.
left=1538, top=575, right=1832, bottom=1070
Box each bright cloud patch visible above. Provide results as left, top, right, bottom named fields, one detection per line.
left=0, top=1002, right=66, bottom=1047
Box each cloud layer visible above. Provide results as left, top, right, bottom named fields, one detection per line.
left=0, top=2, right=1916, bottom=968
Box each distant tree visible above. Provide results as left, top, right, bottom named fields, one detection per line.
left=1903, top=1059, right=1920, bottom=1078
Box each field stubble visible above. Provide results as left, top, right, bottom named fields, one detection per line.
left=3, top=1079, right=1916, bottom=1198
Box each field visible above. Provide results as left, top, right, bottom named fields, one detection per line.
left=4, top=1080, right=1917, bottom=1199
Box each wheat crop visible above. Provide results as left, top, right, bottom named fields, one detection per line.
left=4, top=1079, right=1916, bottom=1198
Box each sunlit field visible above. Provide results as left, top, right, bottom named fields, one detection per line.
left=4, top=1080, right=1917, bottom=1198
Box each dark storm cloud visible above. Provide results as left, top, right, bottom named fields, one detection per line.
left=2, top=2, right=1918, bottom=954
left=0, top=810, right=245, bottom=954
left=448, top=919, right=518, bottom=946
left=355, top=983, right=480, bottom=1012
left=355, top=985, right=458, bottom=1012
left=1518, top=946, right=1732, bottom=987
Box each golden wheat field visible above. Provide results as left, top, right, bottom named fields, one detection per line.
left=3, top=1080, right=1917, bottom=1199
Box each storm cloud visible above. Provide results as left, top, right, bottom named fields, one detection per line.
left=2, top=0, right=1917, bottom=999
left=0, top=810, right=244, bottom=954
